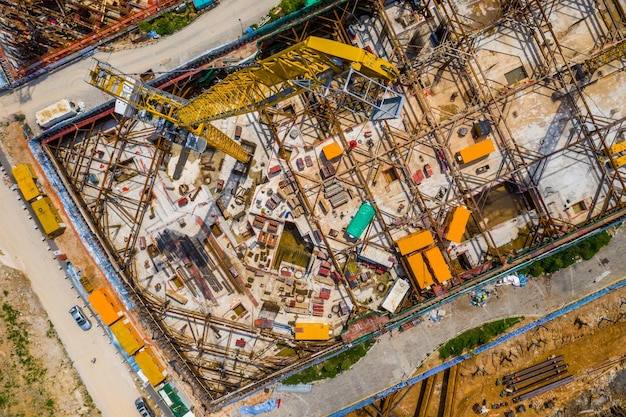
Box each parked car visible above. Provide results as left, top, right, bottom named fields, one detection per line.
left=69, top=306, right=91, bottom=331
left=423, top=164, right=433, bottom=177
left=135, top=397, right=154, bottom=417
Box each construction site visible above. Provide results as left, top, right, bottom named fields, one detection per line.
left=7, top=0, right=626, bottom=413
left=0, top=0, right=194, bottom=86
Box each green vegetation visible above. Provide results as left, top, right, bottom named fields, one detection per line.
left=44, top=398, right=55, bottom=416
left=438, top=317, right=524, bottom=360
left=0, top=302, right=56, bottom=416
left=1, top=303, right=47, bottom=385
left=520, top=231, right=611, bottom=277
left=279, top=0, right=307, bottom=15
left=283, top=340, right=374, bottom=385
left=46, top=320, right=59, bottom=341
left=138, top=10, right=193, bottom=36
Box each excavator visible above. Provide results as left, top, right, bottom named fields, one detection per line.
left=87, top=36, right=401, bottom=163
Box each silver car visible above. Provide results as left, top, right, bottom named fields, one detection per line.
left=69, top=305, right=92, bottom=331
left=135, top=397, right=154, bottom=417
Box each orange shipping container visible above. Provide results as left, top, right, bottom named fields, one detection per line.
left=110, top=318, right=145, bottom=355
left=444, top=206, right=471, bottom=243
left=294, top=321, right=331, bottom=340
left=134, top=346, right=167, bottom=386
left=406, top=252, right=434, bottom=289
left=88, top=287, right=124, bottom=326
left=455, top=138, right=495, bottom=164
left=396, top=230, right=434, bottom=255
left=423, top=247, right=452, bottom=283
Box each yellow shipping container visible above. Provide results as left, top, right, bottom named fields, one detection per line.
left=12, top=163, right=41, bottom=202
left=134, top=346, right=167, bottom=386
left=423, top=247, right=452, bottom=283
left=406, top=252, right=434, bottom=289
left=110, top=318, right=145, bottom=355
left=455, top=138, right=495, bottom=164
left=396, top=230, right=434, bottom=255
left=444, top=206, right=471, bottom=243
left=31, top=196, right=66, bottom=238
left=88, top=287, right=124, bottom=326
left=322, top=142, right=343, bottom=160
left=294, top=321, right=331, bottom=341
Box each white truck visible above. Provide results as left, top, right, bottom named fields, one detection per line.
left=35, top=99, right=80, bottom=129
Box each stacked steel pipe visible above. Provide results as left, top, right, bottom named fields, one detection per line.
left=501, top=355, right=573, bottom=403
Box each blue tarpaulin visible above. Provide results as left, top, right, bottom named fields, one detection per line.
left=518, top=274, right=528, bottom=287
left=240, top=398, right=279, bottom=415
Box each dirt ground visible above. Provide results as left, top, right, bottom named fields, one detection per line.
left=379, top=281, right=626, bottom=417
left=0, top=262, right=100, bottom=417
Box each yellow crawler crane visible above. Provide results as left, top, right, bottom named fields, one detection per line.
left=88, top=36, right=400, bottom=163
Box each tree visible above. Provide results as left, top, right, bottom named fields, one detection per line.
left=280, top=0, right=306, bottom=15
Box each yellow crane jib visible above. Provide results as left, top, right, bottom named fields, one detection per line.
left=301, top=36, right=399, bottom=82
left=87, top=60, right=251, bottom=163
left=582, top=39, right=626, bottom=76
left=174, top=36, right=400, bottom=126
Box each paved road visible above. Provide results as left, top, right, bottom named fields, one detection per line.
left=266, top=227, right=626, bottom=417
left=0, top=0, right=279, bottom=130
left=0, top=159, right=143, bottom=416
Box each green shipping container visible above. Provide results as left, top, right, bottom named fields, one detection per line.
left=346, top=202, right=376, bottom=239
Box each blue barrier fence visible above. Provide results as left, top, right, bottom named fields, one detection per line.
left=29, top=141, right=134, bottom=311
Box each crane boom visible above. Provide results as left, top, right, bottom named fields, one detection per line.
left=175, top=36, right=399, bottom=126
left=582, top=39, right=626, bottom=76
left=88, top=60, right=252, bottom=162
left=87, top=37, right=400, bottom=163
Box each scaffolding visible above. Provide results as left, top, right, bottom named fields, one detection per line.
left=33, top=0, right=626, bottom=411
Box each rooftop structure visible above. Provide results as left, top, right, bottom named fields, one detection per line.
left=423, top=247, right=452, bottom=284
left=110, top=318, right=144, bottom=356
left=444, top=206, right=471, bottom=243
left=380, top=279, right=411, bottom=314
left=134, top=346, right=167, bottom=387
left=396, top=230, right=434, bottom=256
left=406, top=252, right=434, bottom=289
